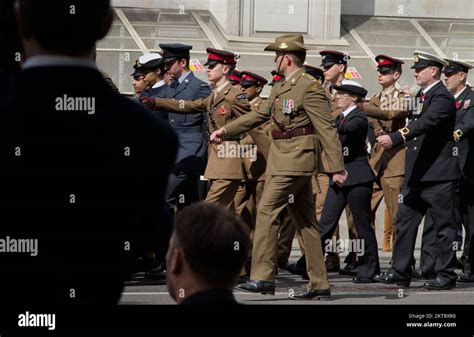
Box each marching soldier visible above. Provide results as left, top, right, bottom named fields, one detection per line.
left=287, top=50, right=357, bottom=276
left=140, top=48, right=252, bottom=208
left=361, top=54, right=409, bottom=253
left=234, top=71, right=270, bottom=229
left=318, top=80, right=380, bottom=283
left=444, top=59, right=474, bottom=282
left=145, top=44, right=212, bottom=279
left=375, top=51, right=458, bottom=290
left=211, top=34, right=347, bottom=299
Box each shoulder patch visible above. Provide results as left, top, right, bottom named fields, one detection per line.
left=200, top=83, right=210, bottom=88
left=301, top=73, right=317, bottom=82
left=308, top=83, right=320, bottom=92
left=236, top=93, right=247, bottom=101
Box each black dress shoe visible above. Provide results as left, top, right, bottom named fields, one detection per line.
left=237, top=275, right=249, bottom=284
left=286, top=262, right=306, bottom=276
left=339, top=261, right=358, bottom=276
left=423, top=276, right=456, bottom=290
left=290, top=288, right=331, bottom=300
left=458, top=274, right=474, bottom=283
left=352, top=276, right=374, bottom=283
left=374, top=271, right=410, bottom=287
left=325, top=254, right=340, bottom=272
left=236, top=280, right=275, bottom=295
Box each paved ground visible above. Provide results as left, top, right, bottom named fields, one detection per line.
left=120, top=209, right=474, bottom=305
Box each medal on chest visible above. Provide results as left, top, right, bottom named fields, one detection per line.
left=283, top=99, right=294, bottom=115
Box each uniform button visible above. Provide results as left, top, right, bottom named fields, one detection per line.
left=171, top=119, right=175, bottom=123
left=414, top=137, right=417, bottom=141
left=296, top=146, right=299, bottom=150
left=414, top=147, right=417, bottom=150
left=414, top=118, right=417, bottom=121
left=405, top=147, right=408, bottom=150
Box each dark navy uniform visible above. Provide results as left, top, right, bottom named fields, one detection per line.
left=159, top=44, right=212, bottom=212
left=318, top=80, right=379, bottom=282
left=375, top=52, right=458, bottom=289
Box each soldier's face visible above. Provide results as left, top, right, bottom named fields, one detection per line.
left=143, top=70, right=159, bottom=88
left=414, top=66, right=438, bottom=87
left=206, top=63, right=227, bottom=83
left=336, top=91, right=357, bottom=110
left=377, top=69, right=400, bottom=87
left=241, top=85, right=261, bottom=101
left=132, top=75, right=148, bottom=95
left=444, top=72, right=464, bottom=92
left=323, top=64, right=344, bottom=83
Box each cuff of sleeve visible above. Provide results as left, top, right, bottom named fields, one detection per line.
left=323, top=152, right=345, bottom=173
left=390, top=131, right=404, bottom=146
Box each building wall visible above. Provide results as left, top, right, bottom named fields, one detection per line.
left=111, top=0, right=210, bottom=10
left=341, top=0, right=474, bottom=19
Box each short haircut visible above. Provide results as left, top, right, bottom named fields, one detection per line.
left=18, top=0, right=111, bottom=54
left=288, top=52, right=306, bottom=67
left=173, top=202, right=250, bottom=286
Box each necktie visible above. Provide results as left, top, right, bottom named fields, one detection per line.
left=339, top=112, right=345, bottom=125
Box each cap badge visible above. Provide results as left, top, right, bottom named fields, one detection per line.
left=279, top=42, right=289, bottom=50
left=414, top=54, right=420, bottom=63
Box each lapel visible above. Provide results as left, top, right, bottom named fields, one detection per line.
left=171, top=72, right=193, bottom=98
left=456, top=86, right=471, bottom=112
left=417, top=82, right=442, bottom=115
left=275, top=68, right=304, bottom=98
left=210, top=81, right=232, bottom=110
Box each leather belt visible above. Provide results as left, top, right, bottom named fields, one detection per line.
left=271, top=126, right=315, bottom=140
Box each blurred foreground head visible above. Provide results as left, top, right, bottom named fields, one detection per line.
left=166, top=202, right=250, bottom=304
left=15, top=0, right=112, bottom=57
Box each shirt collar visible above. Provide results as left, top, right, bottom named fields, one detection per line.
left=22, top=55, right=97, bottom=70
left=178, top=71, right=192, bottom=84
left=342, top=104, right=358, bottom=118
left=152, top=80, right=166, bottom=89
left=284, top=68, right=300, bottom=82
left=250, top=97, right=260, bottom=105
left=422, top=80, right=441, bottom=95
left=454, top=86, right=468, bottom=100
left=214, top=80, right=230, bottom=95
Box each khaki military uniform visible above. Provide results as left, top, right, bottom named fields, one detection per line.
left=224, top=68, right=345, bottom=289
left=234, top=97, right=294, bottom=269
left=363, top=85, right=409, bottom=248
left=155, top=81, right=252, bottom=208
left=297, top=85, right=356, bottom=262
left=235, top=97, right=270, bottom=227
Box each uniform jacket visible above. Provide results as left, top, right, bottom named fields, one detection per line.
left=454, top=85, right=474, bottom=182
left=336, top=106, right=374, bottom=186
left=240, top=96, right=271, bottom=181
left=154, top=81, right=252, bottom=180
left=390, top=81, right=457, bottom=184
left=224, top=68, right=345, bottom=177
left=364, top=85, right=409, bottom=178
left=162, top=72, right=211, bottom=175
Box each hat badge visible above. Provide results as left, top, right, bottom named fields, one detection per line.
left=135, top=60, right=142, bottom=68
left=279, top=42, right=289, bottom=50
left=414, top=54, right=420, bottom=63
